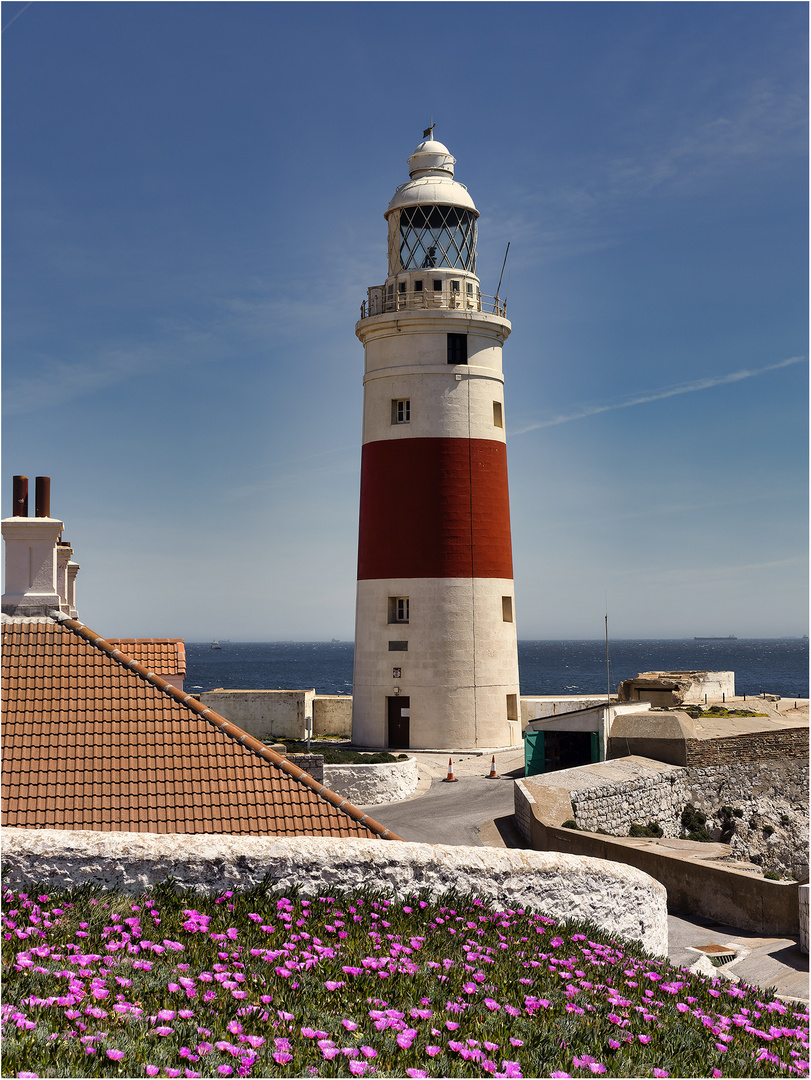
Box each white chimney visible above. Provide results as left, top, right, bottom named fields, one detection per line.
left=1, top=475, right=69, bottom=617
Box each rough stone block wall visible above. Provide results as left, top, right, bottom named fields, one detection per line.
left=0, top=829, right=669, bottom=957
left=685, top=727, right=808, bottom=765
left=285, top=754, right=324, bottom=783
left=570, top=758, right=808, bottom=880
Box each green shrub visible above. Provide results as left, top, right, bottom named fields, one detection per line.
left=764, top=870, right=781, bottom=880
left=780, top=813, right=791, bottom=827
left=561, top=819, right=579, bottom=830
left=680, top=804, right=711, bottom=842
left=763, top=824, right=775, bottom=838
left=732, top=807, right=744, bottom=818
left=629, top=821, right=664, bottom=838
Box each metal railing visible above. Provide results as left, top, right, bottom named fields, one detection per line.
left=360, top=287, right=507, bottom=320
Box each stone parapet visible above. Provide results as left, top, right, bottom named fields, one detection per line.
left=324, top=756, right=418, bottom=806
left=0, top=828, right=668, bottom=957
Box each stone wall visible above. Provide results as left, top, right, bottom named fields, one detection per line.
left=0, top=829, right=669, bottom=957
left=567, top=758, right=808, bottom=881
left=324, top=756, right=419, bottom=806
left=313, top=696, right=352, bottom=738
left=685, top=727, right=808, bottom=765
left=515, top=779, right=800, bottom=937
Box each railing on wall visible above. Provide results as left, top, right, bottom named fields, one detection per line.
left=360, top=288, right=507, bottom=320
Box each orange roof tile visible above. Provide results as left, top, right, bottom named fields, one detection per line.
left=106, top=639, right=186, bottom=677
left=2, top=615, right=400, bottom=841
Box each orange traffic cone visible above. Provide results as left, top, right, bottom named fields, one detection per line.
left=486, top=755, right=498, bottom=779
left=442, top=756, right=458, bottom=782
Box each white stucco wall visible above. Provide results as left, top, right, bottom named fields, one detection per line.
left=198, top=689, right=314, bottom=741
left=323, top=756, right=419, bottom=806
left=1, top=829, right=668, bottom=957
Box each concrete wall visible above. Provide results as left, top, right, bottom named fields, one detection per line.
left=313, top=696, right=352, bottom=738
left=199, top=689, right=314, bottom=741
left=0, top=828, right=668, bottom=958
left=324, top=756, right=419, bottom=806
left=515, top=776, right=801, bottom=937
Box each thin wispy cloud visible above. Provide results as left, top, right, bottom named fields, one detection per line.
left=511, top=356, right=807, bottom=435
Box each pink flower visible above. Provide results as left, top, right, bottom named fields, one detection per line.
left=426, top=1045, right=442, bottom=1056
left=106, top=1050, right=125, bottom=1061
left=273, top=1053, right=293, bottom=1065
left=342, top=1019, right=358, bottom=1031
left=349, top=1063, right=368, bottom=1076
left=654, top=1072, right=669, bottom=1078
left=638, top=1034, right=651, bottom=1044
left=145, top=1069, right=160, bottom=1077
left=407, top=1072, right=428, bottom=1078
left=715, top=1043, right=728, bottom=1053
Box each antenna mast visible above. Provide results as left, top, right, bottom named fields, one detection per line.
left=494, top=241, right=510, bottom=313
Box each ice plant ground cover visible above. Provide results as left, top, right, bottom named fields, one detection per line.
left=2, top=882, right=808, bottom=1079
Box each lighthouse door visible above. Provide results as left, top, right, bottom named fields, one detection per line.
left=387, top=697, right=410, bottom=749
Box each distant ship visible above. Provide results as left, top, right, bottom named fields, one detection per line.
left=210, top=641, right=222, bottom=649
left=694, top=635, right=737, bottom=641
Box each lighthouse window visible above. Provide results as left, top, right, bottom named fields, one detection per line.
left=414, top=280, right=423, bottom=292
left=507, top=694, right=518, bottom=722
left=399, top=205, right=477, bottom=272
left=493, top=401, right=503, bottom=428
left=502, top=596, right=513, bottom=622
left=447, top=333, right=468, bottom=365
left=451, top=280, right=460, bottom=293
left=398, top=282, right=406, bottom=293
left=388, top=596, right=410, bottom=623
left=466, top=283, right=474, bottom=296
left=433, top=279, right=442, bottom=292
left=392, top=399, right=410, bottom=424
left=389, top=640, right=408, bottom=651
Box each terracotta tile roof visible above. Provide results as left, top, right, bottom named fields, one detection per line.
left=106, top=639, right=186, bottom=678
left=2, top=615, right=401, bottom=840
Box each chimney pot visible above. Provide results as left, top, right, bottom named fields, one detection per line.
left=12, top=476, right=29, bottom=517
left=35, top=476, right=51, bottom=518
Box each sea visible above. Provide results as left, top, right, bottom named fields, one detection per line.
left=185, top=639, right=809, bottom=700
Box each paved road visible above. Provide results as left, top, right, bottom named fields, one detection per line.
left=363, top=749, right=526, bottom=846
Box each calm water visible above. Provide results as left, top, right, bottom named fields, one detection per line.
left=186, top=639, right=808, bottom=699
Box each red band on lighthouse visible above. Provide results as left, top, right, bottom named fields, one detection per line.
left=357, top=437, right=513, bottom=580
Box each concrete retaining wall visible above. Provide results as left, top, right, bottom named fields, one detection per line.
left=313, top=696, right=352, bottom=738
left=199, top=690, right=314, bottom=741
left=324, top=756, right=418, bottom=806
left=0, top=828, right=668, bottom=957
left=515, top=777, right=801, bottom=937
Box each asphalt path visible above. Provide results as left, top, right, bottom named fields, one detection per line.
left=365, top=753, right=526, bottom=846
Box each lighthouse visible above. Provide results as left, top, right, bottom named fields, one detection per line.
left=352, top=129, right=520, bottom=750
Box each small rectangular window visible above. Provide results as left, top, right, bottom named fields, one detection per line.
left=387, top=284, right=393, bottom=296
left=507, top=693, right=518, bottom=721
left=389, top=640, right=408, bottom=651
left=466, top=282, right=474, bottom=295
left=451, top=280, right=460, bottom=293
left=493, top=401, right=503, bottom=428
left=391, top=399, right=410, bottom=424
left=388, top=596, right=409, bottom=623
left=398, top=281, right=406, bottom=293
left=502, top=596, right=513, bottom=622
left=447, top=333, right=468, bottom=365
left=414, top=280, right=423, bottom=292
left=433, top=279, right=442, bottom=292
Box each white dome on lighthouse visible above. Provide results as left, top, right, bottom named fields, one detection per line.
left=407, top=138, right=455, bottom=178
left=386, top=132, right=478, bottom=218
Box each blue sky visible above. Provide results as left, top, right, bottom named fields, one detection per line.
left=2, top=1, right=807, bottom=641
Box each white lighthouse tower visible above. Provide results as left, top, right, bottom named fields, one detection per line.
left=352, top=129, right=520, bottom=750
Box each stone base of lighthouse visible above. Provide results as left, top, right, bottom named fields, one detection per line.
left=352, top=577, right=520, bottom=750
